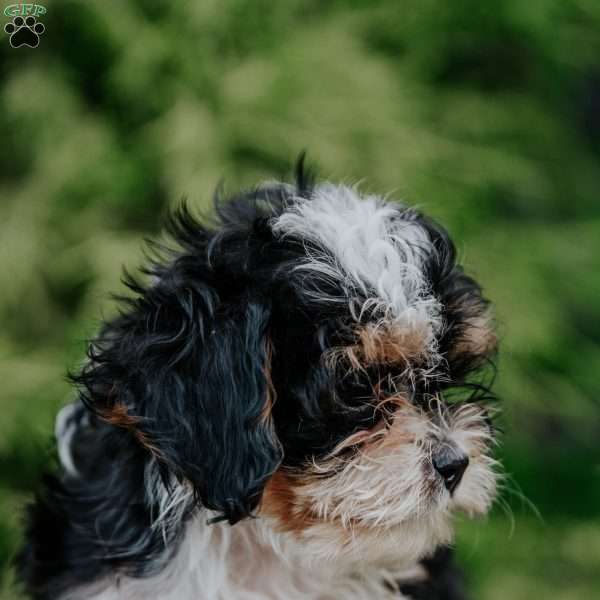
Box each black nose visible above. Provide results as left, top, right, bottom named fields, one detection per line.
left=433, top=447, right=469, bottom=494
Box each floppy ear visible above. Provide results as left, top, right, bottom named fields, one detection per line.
left=74, top=259, right=282, bottom=525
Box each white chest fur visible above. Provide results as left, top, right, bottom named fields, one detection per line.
left=63, top=516, right=425, bottom=600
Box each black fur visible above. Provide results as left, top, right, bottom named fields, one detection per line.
left=401, top=547, right=470, bottom=600
left=18, top=160, right=496, bottom=599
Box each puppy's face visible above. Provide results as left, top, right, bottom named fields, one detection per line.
left=78, top=175, right=498, bottom=568
left=259, top=184, right=498, bottom=564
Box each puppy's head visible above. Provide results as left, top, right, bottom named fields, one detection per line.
left=75, top=163, right=498, bottom=566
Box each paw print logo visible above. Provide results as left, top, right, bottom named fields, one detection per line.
left=4, top=15, right=45, bottom=48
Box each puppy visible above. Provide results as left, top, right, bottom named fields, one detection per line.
left=18, top=161, right=499, bottom=599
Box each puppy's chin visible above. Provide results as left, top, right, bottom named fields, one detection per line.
left=260, top=400, right=497, bottom=569
left=261, top=485, right=493, bottom=573
left=259, top=512, right=455, bottom=573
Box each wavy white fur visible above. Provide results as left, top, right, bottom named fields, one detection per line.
left=60, top=516, right=428, bottom=600
left=55, top=403, right=86, bottom=477
left=272, top=184, right=443, bottom=363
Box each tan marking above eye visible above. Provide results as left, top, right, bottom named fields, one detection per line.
left=327, top=321, right=431, bottom=370
left=450, top=312, right=497, bottom=359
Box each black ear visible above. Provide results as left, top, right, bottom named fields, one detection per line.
left=74, top=248, right=282, bottom=525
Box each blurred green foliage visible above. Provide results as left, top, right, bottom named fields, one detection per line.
left=1, top=0, right=600, bottom=597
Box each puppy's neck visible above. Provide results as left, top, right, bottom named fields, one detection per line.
left=156, top=514, right=425, bottom=600
left=63, top=510, right=426, bottom=599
